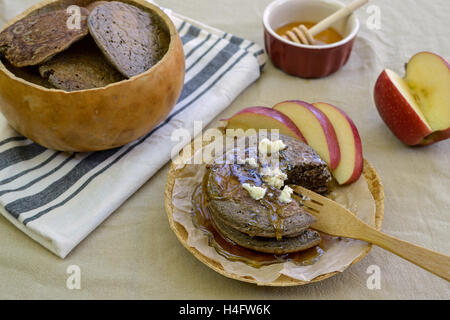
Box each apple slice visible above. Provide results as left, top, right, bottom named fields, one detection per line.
left=313, top=102, right=363, bottom=185
left=273, top=100, right=341, bottom=170
left=223, top=106, right=307, bottom=142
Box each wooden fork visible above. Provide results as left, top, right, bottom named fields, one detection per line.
left=293, top=186, right=450, bottom=281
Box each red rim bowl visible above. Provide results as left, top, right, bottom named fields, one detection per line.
left=263, top=0, right=360, bottom=78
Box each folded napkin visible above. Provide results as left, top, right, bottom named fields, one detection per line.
left=0, top=1, right=266, bottom=258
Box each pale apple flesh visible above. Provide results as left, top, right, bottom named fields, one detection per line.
left=223, top=106, right=307, bottom=143
left=374, top=69, right=433, bottom=145
left=405, top=52, right=450, bottom=133
left=313, top=102, right=363, bottom=185
left=273, top=100, right=341, bottom=170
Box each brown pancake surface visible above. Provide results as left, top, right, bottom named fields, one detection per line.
left=39, top=37, right=124, bottom=91
left=205, top=134, right=330, bottom=239
left=0, top=8, right=89, bottom=67
left=206, top=165, right=316, bottom=239
left=88, top=1, right=169, bottom=78
left=85, top=1, right=109, bottom=12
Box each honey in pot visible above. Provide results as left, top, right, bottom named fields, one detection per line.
left=276, top=21, right=343, bottom=45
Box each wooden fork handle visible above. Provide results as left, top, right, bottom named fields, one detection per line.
left=360, top=226, right=450, bottom=281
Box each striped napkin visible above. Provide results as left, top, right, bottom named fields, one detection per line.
left=0, top=4, right=266, bottom=258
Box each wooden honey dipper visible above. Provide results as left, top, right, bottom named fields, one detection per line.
left=283, top=0, right=369, bottom=45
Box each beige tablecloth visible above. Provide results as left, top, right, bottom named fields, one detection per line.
left=0, top=0, right=449, bottom=299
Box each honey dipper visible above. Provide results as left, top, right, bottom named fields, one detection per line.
left=283, top=0, right=369, bottom=45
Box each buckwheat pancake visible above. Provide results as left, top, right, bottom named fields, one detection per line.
left=209, top=209, right=321, bottom=254
left=206, top=165, right=316, bottom=238
left=0, top=8, right=89, bottom=67
left=39, top=37, right=125, bottom=91
left=88, top=1, right=170, bottom=78
left=205, top=134, right=331, bottom=239
left=278, top=136, right=332, bottom=194
left=85, top=1, right=109, bottom=12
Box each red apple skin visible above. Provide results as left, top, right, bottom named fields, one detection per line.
left=313, top=102, right=363, bottom=185
left=374, top=70, right=433, bottom=146
left=275, top=100, right=341, bottom=171
left=223, top=106, right=307, bottom=143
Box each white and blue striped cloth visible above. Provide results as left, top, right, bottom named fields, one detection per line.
left=0, top=8, right=265, bottom=258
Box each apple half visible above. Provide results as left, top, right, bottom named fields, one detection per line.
left=313, top=102, right=363, bottom=185
left=374, top=52, right=450, bottom=146
left=223, top=106, right=307, bottom=142
left=273, top=100, right=341, bottom=170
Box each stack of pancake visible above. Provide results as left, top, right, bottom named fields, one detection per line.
left=204, top=134, right=332, bottom=254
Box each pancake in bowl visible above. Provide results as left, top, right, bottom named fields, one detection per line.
left=0, top=8, right=89, bottom=67
left=88, top=1, right=170, bottom=78
left=39, top=37, right=125, bottom=91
